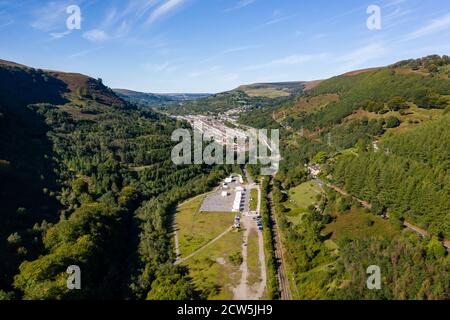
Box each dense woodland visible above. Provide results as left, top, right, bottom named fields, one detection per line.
left=160, top=88, right=297, bottom=116
left=333, top=115, right=450, bottom=238
left=0, top=61, right=231, bottom=299
left=271, top=181, right=449, bottom=300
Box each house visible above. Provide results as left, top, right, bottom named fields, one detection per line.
left=308, top=165, right=321, bottom=177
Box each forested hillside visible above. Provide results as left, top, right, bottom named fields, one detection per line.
left=114, top=89, right=210, bottom=109
left=0, top=60, right=229, bottom=299
left=242, top=55, right=450, bottom=300
left=333, top=114, right=450, bottom=237
left=241, top=58, right=449, bottom=222
left=160, top=85, right=299, bottom=115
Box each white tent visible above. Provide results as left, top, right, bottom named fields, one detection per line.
left=232, top=191, right=242, bottom=212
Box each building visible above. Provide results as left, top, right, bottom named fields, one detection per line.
left=232, top=191, right=242, bottom=212
left=308, top=165, right=321, bottom=177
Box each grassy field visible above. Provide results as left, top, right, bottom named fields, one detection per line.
left=274, top=93, right=339, bottom=121
left=346, top=105, right=445, bottom=134
left=246, top=228, right=261, bottom=289
left=292, top=262, right=337, bottom=300
left=176, top=195, right=235, bottom=257
left=249, top=189, right=258, bottom=212
left=285, top=181, right=323, bottom=224
left=324, top=206, right=400, bottom=242
left=282, top=180, right=325, bottom=299
left=182, top=229, right=243, bottom=300
left=244, top=88, right=291, bottom=98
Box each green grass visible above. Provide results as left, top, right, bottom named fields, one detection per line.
left=293, top=263, right=336, bottom=300
left=249, top=189, right=258, bottom=211
left=285, top=181, right=323, bottom=224
left=244, top=88, right=291, bottom=98
left=324, top=239, right=339, bottom=254
left=182, top=229, right=243, bottom=300
left=324, top=206, right=400, bottom=241
left=346, top=105, right=445, bottom=135
left=246, top=228, right=261, bottom=288
left=176, top=195, right=235, bottom=257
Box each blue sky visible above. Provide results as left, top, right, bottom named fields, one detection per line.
left=1, top=0, right=450, bottom=93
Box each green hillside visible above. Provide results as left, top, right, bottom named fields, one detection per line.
left=0, top=60, right=230, bottom=300
left=244, top=55, right=450, bottom=300
left=114, top=89, right=210, bottom=108
left=160, top=83, right=302, bottom=115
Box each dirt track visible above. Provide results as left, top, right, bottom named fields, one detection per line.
left=233, top=214, right=267, bottom=300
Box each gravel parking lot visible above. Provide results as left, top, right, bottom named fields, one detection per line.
left=200, top=180, right=249, bottom=213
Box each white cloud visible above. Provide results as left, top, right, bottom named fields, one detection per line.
left=144, top=61, right=178, bottom=73
left=405, top=12, right=450, bottom=40
left=69, top=47, right=102, bottom=59
left=224, top=0, right=256, bottom=12
left=30, top=1, right=70, bottom=31
left=383, top=0, right=408, bottom=8
left=50, top=30, right=71, bottom=40
left=0, top=10, right=13, bottom=29
left=263, top=14, right=296, bottom=26
left=83, top=29, right=110, bottom=42
left=223, top=45, right=261, bottom=54
left=245, top=53, right=328, bottom=70
left=146, top=0, right=187, bottom=25
left=200, top=45, right=262, bottom=63
left=337, top=42, right=388, bottom=70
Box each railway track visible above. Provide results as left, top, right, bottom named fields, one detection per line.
left=266, top=177, right=292, bottom=300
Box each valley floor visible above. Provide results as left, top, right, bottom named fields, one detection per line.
left=173, top=177, right=267, bottom=300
